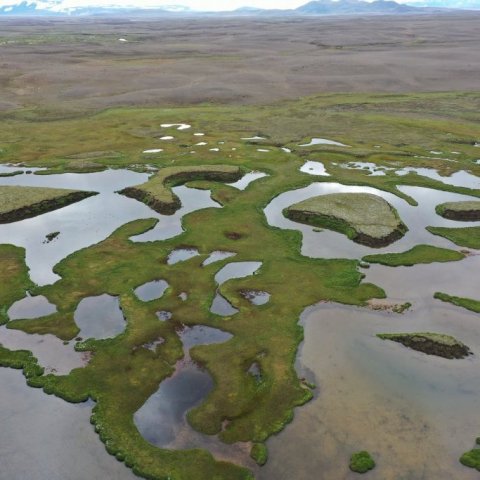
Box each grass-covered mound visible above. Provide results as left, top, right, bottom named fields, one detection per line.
left=285, top=193, right=407, bottom=247
left=349, top=451, right=375, bottom=473
left=363, top=244, right=465, bottom=266
left=119, top=165, right=242, bottom=215
left=436, top=201, right=480, bottom=221
left=434, top=292, right=480, bottom=314
left=0, top=185, right=97, bottom=223
left=377, top=332, right=471, bottom=359
left=0, top=244, right=33, bottom=323
left=427, top=226, right=480, bottom=250
left=460, top=438, right=480, bottom=471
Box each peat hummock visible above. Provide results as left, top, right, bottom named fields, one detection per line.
left=436, top=201, right=480, bottom=221
left=285, top=192, right=407, bottom=247
left=119, top=165, right=242, bottom=215
left=0, top=185, right=97, bottom=224
left=377, top=332, right=472, bottom=359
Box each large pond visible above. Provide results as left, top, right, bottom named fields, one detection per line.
left=261, top=260, right=480, bottom=479
left=0, top=168, right=222, bottom=285
left=0, top=368, right=137, bottom=480
left=264, top=182, right=480, bottom=259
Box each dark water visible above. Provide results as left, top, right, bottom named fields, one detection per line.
left=74, top=294, right=125, bottom=340
left=134, top=279, right=169, bottom=302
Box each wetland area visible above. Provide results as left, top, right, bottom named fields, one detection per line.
left=0, top=12, right=480, bottom=480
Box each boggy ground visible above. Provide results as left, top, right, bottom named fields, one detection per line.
left=1, top=14, right=480, bottom=113
left=0, top=91, right=479, bottom=479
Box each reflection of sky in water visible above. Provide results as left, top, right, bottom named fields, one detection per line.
left=0, top=169, right=221, bottom=285
left=265, top=182, right=480, bottom=259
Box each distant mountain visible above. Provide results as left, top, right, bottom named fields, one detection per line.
left=408, top=0, right=479, bottom=8
left=296, top=0, right=419, bottom=14
left=0, top=0, right=474, bottom=16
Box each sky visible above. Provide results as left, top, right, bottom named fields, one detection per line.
left=0, top=0, right=313, bottom=10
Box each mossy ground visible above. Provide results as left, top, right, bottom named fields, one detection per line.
left=0, top=244, right=33, bottom=323
left=349, top=451, right=375, bottom=473
left=426, top=226, right=480, bottom=250
left=285, top=192, right=406, bottom=247
left=362, top=245, right=465, bottom=266
left=0, top=185, right=97, bottom=223
left=436, top=201, right=480, bottom=221
left=434, top=292, right=480, bottom=314
left=0, top=92, right=479, bottom=479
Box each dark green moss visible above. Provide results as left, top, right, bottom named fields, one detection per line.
left=363, top=245, right=465, bottom=267
left=349, top=451, right=375, bottom=473
left=434, top=292, right=480, bottom=314
left=250, top=443, right=268, bottom=466
left=426, top=226, right=480, bottom=250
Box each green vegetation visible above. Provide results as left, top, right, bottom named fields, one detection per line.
left=377, top=332, right=471, bottom=359
left=436, top=201, right=480, bottom=221
left=0, top=185, right=97, bottom=223
left=426, top=226, right=480, bottom=250
left=460, top=438, right=480, bottom=471
left=0, top=92, right=479, bottom=479
left=362, top=244, right=465, bottom=266
left=349, top=451, right=375, bottom=473
left=392, top=302, right=412, bottom=314
left=119, top=165, right=242, bottom=214
left=0, top=244, right=33, bottom=323
left=434, top=292, right=480, bottom=314
left=250, top=443, right=268, bottom=466
left=285, top=193, right=407, bottom=247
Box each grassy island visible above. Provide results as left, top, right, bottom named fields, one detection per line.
left=285, top=193, right=407, bottom=247
left=377, top=332, right=471, bottom=359
left=0, top=185, right=97, bottom=223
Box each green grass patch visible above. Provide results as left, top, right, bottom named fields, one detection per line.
left=0, top=244, right=33, bottom=324
left=362, top=244, right=465, bottom=266
left=436, top=201, right=480, bottom=221
left=426, top=226, right=480, bottom=249
left=434, top=292, right=480, bottom=314
left=349, top=451, right=375, bottom=474
left=250, top=443, right=268, bottom=466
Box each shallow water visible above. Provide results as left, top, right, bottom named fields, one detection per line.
left=0, top=327, right=88, bottom=374
left=7, top=294, right=57, bottom=320
left=261, top=296, right=480, bottom=480
left=74, top=294, right=125, bottom=340
left=299, top=138, right=348, bottom=147
left=130, top=185, right=222, bottom=243
left=202, top=250, right=237, bottom=266
left=300, top=161, right=330, bottom=176
left=0, top=368, right=137, bottom=480
left=134, top=325, right=254, bottom=467
left=0, top=168, right=154, bottom=285
left=134, top=279, right=169, bottom=302
left=264, top=182, right=480, bottom=259
left=211, top=292, right=239, bottom=316
left=396, top=167, right=480, bottom=189
left=214, top=261, right=262, bottom=285
left=241, top=290, right=270, bottom=306
left=227, top=171, right=268, bottom=190
left=166, top=247, right=200, bottom=265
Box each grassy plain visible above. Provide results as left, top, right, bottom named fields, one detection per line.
left=0, top=91, right=479, bottom=479
left=426, top=226, right=480, bottom=249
